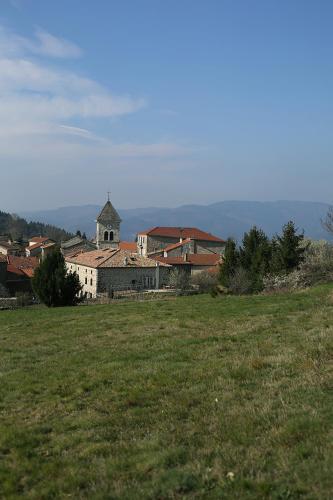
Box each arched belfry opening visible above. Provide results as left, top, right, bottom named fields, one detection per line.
left=96, top=195, right=121, bottom=249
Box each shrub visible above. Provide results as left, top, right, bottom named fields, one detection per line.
left=228, top=267, right=253, bottom=295
left=263, top=240, right=333, bottom=292
left=191, top=270, right=218, bottom=293
left=168, top=268, right=191, bottom=292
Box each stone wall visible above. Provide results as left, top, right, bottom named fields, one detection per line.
left=96, top=266, right=170, bottom=295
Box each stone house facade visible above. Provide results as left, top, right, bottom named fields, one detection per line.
left=65, top=248, right=170, bottom=298
left=137, top=227, right=225, bottom=256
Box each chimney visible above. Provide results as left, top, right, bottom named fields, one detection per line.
left=183, top=252, right=189, bottom=262
left=124, top=256, right=128, bottom=266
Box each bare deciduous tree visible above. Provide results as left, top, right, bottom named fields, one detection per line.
left=321, top=206, right=333, bottom=235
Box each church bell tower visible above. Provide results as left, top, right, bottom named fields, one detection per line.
left=96, top=195, right=121, bottom=250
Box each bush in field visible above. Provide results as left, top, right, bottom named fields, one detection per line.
left=263, top=270, right=308, bottom=292
left=191, top=270, right=218, bottom=293
left=32, top=250, right=82, bottom=307
left=227, top=267, right=253, bottom=295
left=300, top=240, right=333, bottom=282
left=168, top=268, right=191, bottom=292
left=263, top=240, right=333, bottom=292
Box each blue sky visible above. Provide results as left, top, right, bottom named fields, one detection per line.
left=1, top=0, right=333, bottom=211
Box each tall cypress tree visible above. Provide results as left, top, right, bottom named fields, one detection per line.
left=32, top=250, right=82, bottom=307
left=219, top=238, right=239, bottom=287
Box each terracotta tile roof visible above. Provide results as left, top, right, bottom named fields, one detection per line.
left=154, top=254, right=222, bottom=266
left=138, top=227, right=225, bottom=242
left=7, top=256, right=39, bottom=278
left=27, top=241, right=56, bottom=251
left=119, top=241, right=137, bottom=251
left=29, top=236, right=50, bottom=244
left=66, top=248, right=170, bottom=269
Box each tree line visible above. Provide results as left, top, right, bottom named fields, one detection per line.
left=0, top=210, right=73, bottom=243
left=219, top=221, right=306, bottom=294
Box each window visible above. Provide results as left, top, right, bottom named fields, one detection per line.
left=144, top=276, right=154, bottom=288
left=132, top=279, right=136, bottom=285
left=90, top=279, right=93, bottom=286
left=109, top=231, right=114, bottom=241
left=85, top=277, right=87, bottom=284
left=104, top=231, right=108, bottom=241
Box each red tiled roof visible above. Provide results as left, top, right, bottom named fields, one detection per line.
left=138, top=227, right=225, bottom=242
left=119, top=241, right=137, bottom=251
left=29, top=237, right=50, bottom=244
left=7, top=255, right=39, bottom=278
left=27, top=241, right=55, bottom=251
left=154, top=254, right=222, bottom=266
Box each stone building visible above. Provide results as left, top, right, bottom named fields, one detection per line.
left=65, top=248, right=170, bottom=298
left=61, top=235, right=96, bottom=256
left=137, top=227, right=225, bottom=256
left=6, top=256, right=39, bottom=295
left=61, top=197, right=125, bottom=255
left=0, top=239, right=22, bottom=256
left=96, top=198, right=121, bottom=250
left=25, top=237, right=56, bottom=258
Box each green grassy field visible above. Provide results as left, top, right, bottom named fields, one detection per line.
left=0, top=286, right=332, bottom=499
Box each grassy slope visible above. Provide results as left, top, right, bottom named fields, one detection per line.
left=0, top=286, right=332, bottom=499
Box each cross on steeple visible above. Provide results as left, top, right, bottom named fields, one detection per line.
left=107, top=191, right=111, bottom=202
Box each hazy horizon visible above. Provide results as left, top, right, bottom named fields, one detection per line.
left=16, top=198, right=333, bottom=216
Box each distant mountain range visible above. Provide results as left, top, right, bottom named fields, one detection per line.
left=21, top=200, right=332, bottom=243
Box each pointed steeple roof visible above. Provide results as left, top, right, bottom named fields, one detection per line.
left=96, top=200, right=121, bottom=223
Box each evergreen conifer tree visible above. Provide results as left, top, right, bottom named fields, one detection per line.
left=32, top=250, right=82, bottom=307
left=273, top=221, right=306, bottom=272
left=219, top=238, right=239, bottom=287
left=239, top=226, right=271, bottom=292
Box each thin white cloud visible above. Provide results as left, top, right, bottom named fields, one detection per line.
left=0, top=25, right=82, bottom=58
left=0, top=22, right=190, bottom=213
left=33, top=29, right=82, bottom=58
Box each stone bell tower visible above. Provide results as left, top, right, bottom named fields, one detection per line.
left=96, top=194, right=121, bottom=250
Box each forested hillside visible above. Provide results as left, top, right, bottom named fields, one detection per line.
left=0, top=210, right=73, bottom=242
